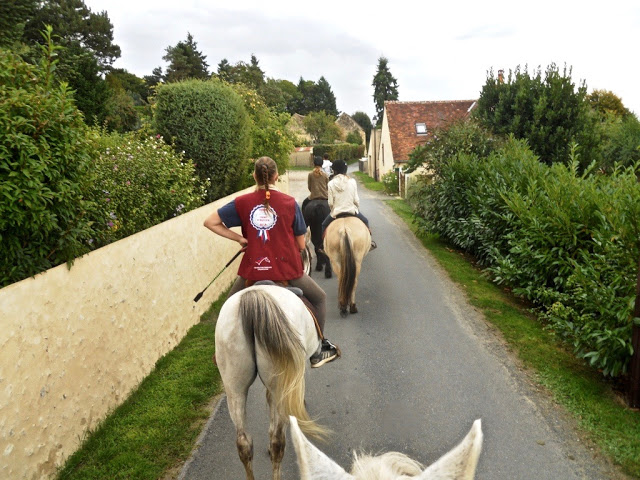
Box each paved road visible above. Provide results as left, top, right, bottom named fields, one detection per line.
left=179, top=166, right=617, bottom=480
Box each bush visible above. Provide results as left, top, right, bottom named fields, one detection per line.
left=0, top=33, right=98, bottom=287
left=230, top=83, right=295, bottom=184
left=381, top=170, right=399, bottom=194
left=410, top=133, right=640, bottom=377
left=313, top=143, right=364, bottom=162
left=154, top=78, right=252, bottom=202
left=88, top=130, right=208, bottom=243
left=346, top=131, right=363, bottom=145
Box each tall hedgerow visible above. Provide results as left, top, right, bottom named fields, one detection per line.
left=0, top=28, right=97, bottom=287
left=153, top=78, right=252, bottom=202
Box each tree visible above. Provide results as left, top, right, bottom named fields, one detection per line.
left=303, top=111, right=343, bottom=144
left=351, top=111, right=373, bottom=145
left=372, top=56, right=399, bottom=126
left=162, top=32, right=209, bottom=83
left=0, top=0, right=37, bottom=47
left=588, top=89, right=631, bottom=120
left=474, top=64, right=597, bottom=167
left=217, top=58, right=233, bottom=82
left=23, top=0, right=121, bottom=70
left=315, top=76, right=339, bottom=116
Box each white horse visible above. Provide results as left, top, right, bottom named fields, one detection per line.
left=290, top=416, right=483, bottom=480
left=215, top=284, right=325, bottom=480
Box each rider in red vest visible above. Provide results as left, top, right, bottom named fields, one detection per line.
left=204, top=156, right=340, bottom=368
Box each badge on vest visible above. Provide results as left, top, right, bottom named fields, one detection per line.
left=250, top=204, right=277, bottom=243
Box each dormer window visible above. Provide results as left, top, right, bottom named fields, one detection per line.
left=415, top=122, right=427, bottom=135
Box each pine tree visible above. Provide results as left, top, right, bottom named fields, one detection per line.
left=372, top=56, right=399, bottom=126
left=163, top=33, right=209, bottom=83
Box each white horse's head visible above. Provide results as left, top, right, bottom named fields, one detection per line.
left=290, top=416, right=483, bottom=480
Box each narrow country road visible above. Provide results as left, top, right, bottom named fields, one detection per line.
left=178, top=166, right=618, bottom=480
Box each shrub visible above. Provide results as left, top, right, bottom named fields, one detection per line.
left=410, top=132, right=640, bottom=376
left=346, top=131, right=363, bottom=145
left=313, top=143, right=364, bottom=162
left=381, top=170, right=399, bottom=195
left=230, top=83, right=295, bottom=183
left=154, top=78, right=252, bottom=202
left=88, top=130, right=208, bottom=243
left=0, top=31, right=98, bottom=287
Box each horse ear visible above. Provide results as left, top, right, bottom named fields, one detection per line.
left=290, top=416, right=353, bottom=480
left=417, top=419, right=483, bottom=480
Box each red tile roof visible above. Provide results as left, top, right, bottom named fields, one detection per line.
left=385, top=100, right=477, bottom=162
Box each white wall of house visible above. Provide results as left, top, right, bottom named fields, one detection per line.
left=367, top=128, right=381, bottom=180
left=0, top=174, right=289, bottom=480
left=378, top=109, right=395, bottom=179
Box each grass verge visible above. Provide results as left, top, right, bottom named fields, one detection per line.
left=376, top=189, right=639, bottom=478
left=55, top=294, right=227, bottom=480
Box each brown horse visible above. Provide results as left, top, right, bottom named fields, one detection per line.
left=323, top=216, right=371, bottom=315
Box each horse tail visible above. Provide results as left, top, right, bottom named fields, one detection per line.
left=239, top=289, right=327, bottom=439
left=338, top=227, right=357, bottom=308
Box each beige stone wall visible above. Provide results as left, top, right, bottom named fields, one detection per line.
left=0, top=175, right=289, bottom=479
left=379, top=111, right=395, bottom=178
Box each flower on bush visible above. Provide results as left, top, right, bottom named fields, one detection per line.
left=89, top=129, right=209, bottom=243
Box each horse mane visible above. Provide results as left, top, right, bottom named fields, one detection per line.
left=350, top=451, right=424, bottom=479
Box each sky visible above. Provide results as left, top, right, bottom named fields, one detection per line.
left=84, top=0, right=640, bottom=120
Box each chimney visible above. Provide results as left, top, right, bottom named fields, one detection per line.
left=497, top=69, right=504, bottom=84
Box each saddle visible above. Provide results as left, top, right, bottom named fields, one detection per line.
left=250, top=280, right=323, bottom=339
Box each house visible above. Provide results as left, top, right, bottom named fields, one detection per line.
left=369, top=100, right=477, bottom=192
left=335, top=112, right=366, bottom=148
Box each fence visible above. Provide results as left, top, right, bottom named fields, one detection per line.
left=0, top=175, right=289, bottom=479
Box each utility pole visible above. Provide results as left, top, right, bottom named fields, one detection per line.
left=629, top=257, right=640, bottom=408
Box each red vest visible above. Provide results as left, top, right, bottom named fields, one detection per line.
left=234, top=190, right=303, bottom=281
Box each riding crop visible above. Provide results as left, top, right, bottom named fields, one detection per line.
left=193, top=249, right=243, bottom=302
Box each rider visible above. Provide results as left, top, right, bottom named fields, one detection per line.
left=301, top=155, right=329, bottom=213
left=321, top=160, right=377, bottom=249
left=204, top=156, right=340, bottom=368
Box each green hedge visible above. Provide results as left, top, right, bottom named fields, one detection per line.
left=0, top=40, right=97, bottom=288
left=410, top=130, right=640, bottom=377
left=312, top=143, right=364, bottom=162
left=154, top=79, right=252, bottom=203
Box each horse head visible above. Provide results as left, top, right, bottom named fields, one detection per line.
left=290, top=416, right=483, bottom=480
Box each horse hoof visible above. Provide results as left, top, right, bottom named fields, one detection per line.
left=315, top=263, right=323, bottom=272
left=340, top=308, right=348, bottom=318
left=325, top=269, right=332, bottom=279
left=350, top=304, right=358, bottom=314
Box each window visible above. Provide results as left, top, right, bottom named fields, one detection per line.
left=415, top=123, right=427, bottom=135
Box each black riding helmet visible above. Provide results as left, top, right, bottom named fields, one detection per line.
left=331, top=160, right=347, bottom=175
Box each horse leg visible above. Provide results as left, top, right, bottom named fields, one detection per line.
left=349, top=264, right=362, bottom=314
left=226, top=389, right=255, bottom=480
left=266, top=389, right=286, bottom=480
left=324, top=255, right=332, bottom=279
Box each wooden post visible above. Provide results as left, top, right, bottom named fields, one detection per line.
left=629, top=257, right=640, bottom=408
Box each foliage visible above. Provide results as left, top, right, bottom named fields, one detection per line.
left=405, top=119, right=499, bottom=173
left=302, top=110, right=342, bottom=144
left=595, top=113, right=640, bottom=172
left=259, top=78, right=298, bottom=114
left=162, top=32, right=209, bottom=83
left=291, top=76, right=339, bottom=116
left=107, top=68, right=149, bottom=105
left=87, top=129, right=207, bottom=243
left=215, top=54, right=265, bottom=91
left=153, top=78, right=252, bottom=202
left=312, top=143, right=364, bottom=162
left=381, top=170, right=399, bottom=194
left=345, top=131, right=363, bottom=145
left=23, top=0, right=121, bottom=71
left=473, top=64, right=598, bottom=168
left=588, top=89, right=632, bottom=120
left=409, top=132, right=640, bottom=377
left=351, top=111, right=373, bottom=145
left=372, top=56, right=399, bottom=126
left=230, top=83, right=295, bottom=184
left=0, top=30, right=98, bottom=287
left=0, top=0, right=37, bottom=47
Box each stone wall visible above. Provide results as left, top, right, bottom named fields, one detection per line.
left=0, top=175, right=289, bottom=479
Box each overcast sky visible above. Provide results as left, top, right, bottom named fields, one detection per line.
left=84, top=0, right=640, bottom=120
